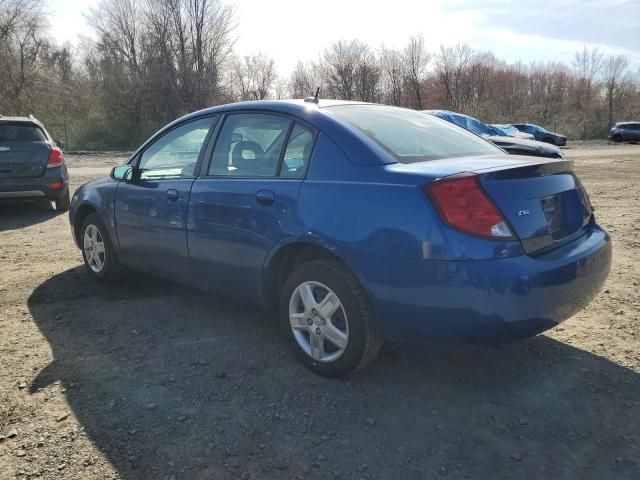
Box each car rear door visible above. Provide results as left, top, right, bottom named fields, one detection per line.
left=114, top=116, right=217, bottom=278
left=0, top=122, right=50, bottom=179
left=188, top=113, right=316, bottom=300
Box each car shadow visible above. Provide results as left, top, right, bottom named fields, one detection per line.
left=28, top=267, right=640, bottom=479
left=0, top=199, right=62, bottom=232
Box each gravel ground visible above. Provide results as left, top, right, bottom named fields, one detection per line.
left=1, top=145, right=639, bottom=480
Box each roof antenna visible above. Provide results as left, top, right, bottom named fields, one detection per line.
left=304, top=87, right=320, bottom=104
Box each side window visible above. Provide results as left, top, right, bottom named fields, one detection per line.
left=209, top=113, right=290, bottom=177
left=280, top=123, right=315, bottom=178
left=138, top=117, right=215, bottom=179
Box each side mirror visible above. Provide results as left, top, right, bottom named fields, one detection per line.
left=54, top=139, right=64, bottom=149
left=111, top=165, right=133, bottom=181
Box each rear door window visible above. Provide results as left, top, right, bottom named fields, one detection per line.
left=0, top=123, right=47, bottom=143
left=280, top=123, right=315, bottom=178
left=209, top=113, right=291, bottom=177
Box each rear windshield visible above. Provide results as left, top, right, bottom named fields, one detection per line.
left=0, top=123, right=47, bottom=143
left=326, top=105, right=501, bottom=163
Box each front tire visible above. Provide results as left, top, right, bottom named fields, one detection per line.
left=612, top=134, right=623, bottom=144
left=280, top=259, right=383, bottom=377
left=80, top=213, right=122, bottom=281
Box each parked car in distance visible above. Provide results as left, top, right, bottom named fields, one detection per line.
left=490, top=123, right=534, bottom=140
left=425, top=110, right=563, bottom=159
left=609, top=122, right=640, bottom=143
left=0, top=115, right=70, bottom=210
left=70, top=100, right=611, bottom=377
left=511, top=123, right=566, bottom=146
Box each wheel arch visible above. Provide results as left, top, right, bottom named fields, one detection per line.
left=73, top=202, right=99, bottom=248
left=262, top=238, right=366, bottom=309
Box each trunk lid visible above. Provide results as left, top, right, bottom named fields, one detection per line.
left=0, top=141, right=50, bottom=178
left=478, top=159, right=592, bottom=254
left=388, top=155, right=592, bottom=255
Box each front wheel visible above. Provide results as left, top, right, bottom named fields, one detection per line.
left=80, top=213, right=122, bottom=281
left=280, top=259, right=383, bottom=377
left=612, top=134, right=623, bottom=144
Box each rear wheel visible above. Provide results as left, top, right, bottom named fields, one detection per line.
left=280, top=259, right=383, bottom=377
left=54, top=188, right=70, bottom=211
left=80, top=213, right=122, bottom=281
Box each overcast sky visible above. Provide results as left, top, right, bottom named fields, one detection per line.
left=49, top=0, right=640, bottom=74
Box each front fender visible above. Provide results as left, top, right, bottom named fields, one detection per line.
left=69, top=177, right=119, bottom=250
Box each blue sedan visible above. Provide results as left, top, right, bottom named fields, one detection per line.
left=69, top=100, right=611, bottom=377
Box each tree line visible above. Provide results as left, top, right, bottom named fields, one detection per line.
left=1, top=0, right=638, bottom=150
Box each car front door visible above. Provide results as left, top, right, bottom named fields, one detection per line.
left=188, top=113, right=316, bottom=300
left=115, top=116, right=217, bottom=278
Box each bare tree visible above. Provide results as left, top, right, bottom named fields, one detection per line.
left=379, top=45, right=405, bottom=106
left=572, top=46, right=604, bottom=139
left=403, top=35, right=430, bottom=109
left=435, top=43, right=475, bottom=112
left=602, top=54, right=630, bottom=128
left=322, top=39, right=375, bottom=100
left=230, top=52, right=276, bottom=100
left=290, top=61, right=322, bottom=98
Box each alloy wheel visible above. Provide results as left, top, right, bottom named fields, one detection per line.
left=289, top=281, right=349, bottom=362
left=83, top=224, right=106, bottom=273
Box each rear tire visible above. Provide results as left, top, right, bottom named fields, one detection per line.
left=280, top=259, right=383, bottom=377
left=54, top=189, right=70, bottom=211
left=80, top=213, right=122, bottom=282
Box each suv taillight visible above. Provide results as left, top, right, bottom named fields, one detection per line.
left=47, top=147, right=64, bottom=168
left=424, top=173, right=514, bottom=240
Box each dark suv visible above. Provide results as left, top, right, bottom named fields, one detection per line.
left=0, top=115, right=70, bottom=211
left=511, top=123, right=567, bottom=146
left=609, top=122, right=640, bottom=143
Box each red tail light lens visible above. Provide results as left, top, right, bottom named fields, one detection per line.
left=47, top=147, right=64, bottom=168
left=424, top=173, right=514, bottom=240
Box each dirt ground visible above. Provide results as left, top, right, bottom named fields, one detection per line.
left=1, top=144, right=639, bottom=480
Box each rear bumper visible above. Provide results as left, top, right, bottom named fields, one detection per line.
left=369, top=225, right=611, bottom=343
left=0, top=166, right=69, bottom=200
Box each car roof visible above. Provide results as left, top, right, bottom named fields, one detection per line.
left=0, top=115, right=45, bottom=127
left=616, top=121, right=640, bottom=126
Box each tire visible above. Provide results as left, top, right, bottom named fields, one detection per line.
left=541, top=137, right=555, bottom=145
left=612, top=134, right=623, bottom=144
left=280, top=259, right=383, bottom=377
left=80, top=213, right=122, bottom=281
left=54, top=188, right=71, bottom=211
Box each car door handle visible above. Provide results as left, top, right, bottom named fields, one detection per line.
left=166, top=189, right=179, bottom=203
left=256, top=189, right=275, bottom=206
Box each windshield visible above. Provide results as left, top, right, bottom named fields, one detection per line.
left=499, top=125, right=519, bottom=136
left=327, top=105, right=501, bottom=163
left=464, top=116, right=494, bottom=136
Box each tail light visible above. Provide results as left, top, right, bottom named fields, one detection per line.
left=47, top=147, right=64, bottom=168
left=424, top=173, right=514, bottom=240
